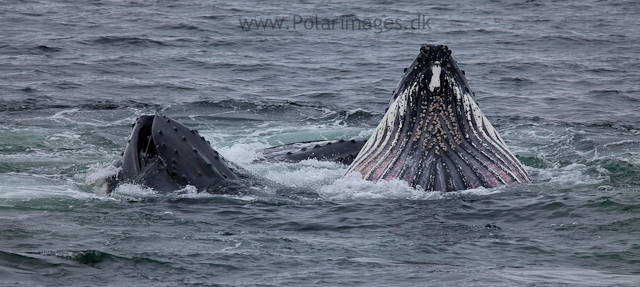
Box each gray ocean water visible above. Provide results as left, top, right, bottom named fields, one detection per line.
left=2, top=0, right=640, bottom=286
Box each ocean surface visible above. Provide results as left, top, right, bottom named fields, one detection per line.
left=1, top=0, right=640, bottom=286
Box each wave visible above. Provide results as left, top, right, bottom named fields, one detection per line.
left=87, top=36, right=168, bottom=47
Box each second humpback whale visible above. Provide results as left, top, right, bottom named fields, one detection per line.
left=345, top=44, right=530, bottom=191
left=104, top=44, right=529, bottom=194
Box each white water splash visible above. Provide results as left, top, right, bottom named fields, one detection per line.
left=0, top=173, right=104, bottom=200
left=320, top=172, right=505, bottom=201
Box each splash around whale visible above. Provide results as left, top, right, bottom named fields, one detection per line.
left=103, top=44, right=529, bottom=194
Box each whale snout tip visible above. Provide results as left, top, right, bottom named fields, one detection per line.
left=418, top=44, right=453, bottom=66
left=419, top=44, right=450, bottom=53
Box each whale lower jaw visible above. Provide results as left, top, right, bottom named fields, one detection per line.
left=344, top=45, right=530, bottom=192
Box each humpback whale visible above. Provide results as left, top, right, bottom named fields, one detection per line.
left=105, top=115, right=363, bottom=194
left=105, top=44, right=529, bottom=194
left=345, top=44, right=530, bottom=191
left=106, top=115, right=243, bottom=194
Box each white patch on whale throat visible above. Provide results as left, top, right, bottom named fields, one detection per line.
left=428, top=63, right=441, bottom=92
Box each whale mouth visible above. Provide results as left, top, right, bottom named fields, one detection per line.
left=131, top=116, right=158, bottom=164
left=345, top=44, right=530, bottom=192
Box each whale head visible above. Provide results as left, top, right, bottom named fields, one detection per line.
left=345, top=44, right=529, bottom=191
left=107, top=115, right=240, bottom=194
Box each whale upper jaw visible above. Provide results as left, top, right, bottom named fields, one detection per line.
left=345, top=44, right=530, bottom=192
